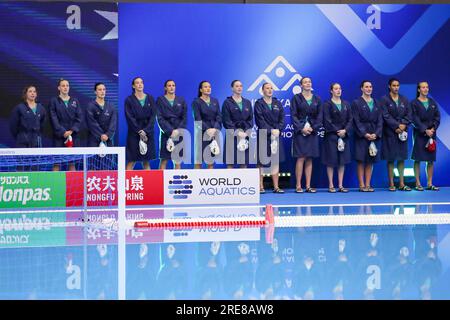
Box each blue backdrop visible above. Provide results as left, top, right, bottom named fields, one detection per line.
left=0, top=2, right=118, bottom=147
left=119, top=3, right=450, bottom=188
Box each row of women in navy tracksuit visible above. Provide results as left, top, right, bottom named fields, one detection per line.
left=290, top=78, right=440, bottom=193
left=9, top=80, right=117, bottom=170
left=10, top=77, right=440, bottom=192
left=123, top=77, right=440, bottom=193
left=124, top=78, right=285, bottom=190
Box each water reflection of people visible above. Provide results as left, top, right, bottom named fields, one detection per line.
left=127, top=243, right=159, bottom=299
left=386, top=246, right=415, bottom=299
left=292, top=209, right=323, bottom=300
left=259, top=225, right=298, bottom=298
left=294, top=254, right=321, bottom=300
left=88, top=244, right=117, bottom=299
left=62, top=248, right=84, bottom=299
left=278, top=269, right=296, bottom=300
left=355, top=231, right=384, bottom=300
left=383, top=207, right=413, bottom=264
left=413, top=226, right=442, bottom=300
left=223, top=242, right=254, bottom=299
left=156, top=244, right=187, bottom=299
left=195, top=242, right=225, bottom=299
left=328, top=238, right=353, bottom=300
left=255, top=237, right=284, bottom=299
left=379, top=213, right=413, bottom=299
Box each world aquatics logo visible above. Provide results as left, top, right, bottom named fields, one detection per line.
left=168, top=175, right=193, bottom=200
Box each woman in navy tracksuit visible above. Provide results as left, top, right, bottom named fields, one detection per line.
left=321, top=83, right=353, bottom=193
left=254, top=83, right=285, bottom=193
left=156, top=80, right=187, bottom=169
left=192, top=81, right=222, bottom=169
left=49, top=79, right=82, bottom=170
left=352, top=80, right=383, bottom=192
left=411, top=81, right=440, bottom=191
left=125, top=77, right=157, bottom=170
left=86, top=83, right=117, bottom=147
left=381, top=78, right=412, bottom=191
left=222, top=80, right=253, bottom=168
left=9, top=85, right=46, bottom=148
left=290, top=77, right=323, bottom=193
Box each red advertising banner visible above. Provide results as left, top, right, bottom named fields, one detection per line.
left=66, top=170, right=164, bottom=207
left=125, top=170, right=164, bottom=206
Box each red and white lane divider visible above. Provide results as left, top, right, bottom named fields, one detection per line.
left=132, top=204, right=275, bottom=228
left=133, top=204, right=275, bottom=229
left=133, top=218, right=266, bottom=228
left=131, top=205, right=275, bottom=244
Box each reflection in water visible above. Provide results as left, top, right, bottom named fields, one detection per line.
left=0, top=205, right=448, bottom=299
left=126, top=224, right=444, bottom=300
left=224, top=241, right=255, bottom=299
left=413, top=225, right=442, bottom=300
left=195, top=242, right=224, bottom=299
left=127, top=243, right=158, bottom=299
left=156, top=243, right=188, bottom=299
left=88, top=244, right=117, bottom=299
